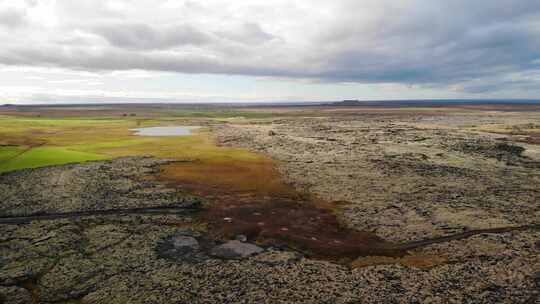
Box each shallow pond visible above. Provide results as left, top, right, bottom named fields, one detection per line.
left=131, top=126, right=200, bottom=136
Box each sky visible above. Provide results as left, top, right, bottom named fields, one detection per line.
left=0, top=0, right=540, bottom=104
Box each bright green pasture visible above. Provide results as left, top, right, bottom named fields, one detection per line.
left=0, top=116, right=128, bottom=172
left=0, top=145, right=24, bottom=163
left=0, top=147, right=107, bottom=172
left=0, top=115, right=268, bottom=173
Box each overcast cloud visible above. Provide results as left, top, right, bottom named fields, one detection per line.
left=0, top=0, right=539, bottom=103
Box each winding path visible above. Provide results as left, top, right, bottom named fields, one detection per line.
left=0, top=205, right=199, bottom=225
left=1, top=204, right=537, bottom=257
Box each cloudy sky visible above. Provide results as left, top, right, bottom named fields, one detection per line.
left=1, top=0, right=540, bottom=104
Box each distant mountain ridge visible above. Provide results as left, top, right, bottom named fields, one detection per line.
left=332, top=100, right=363, bottom=106
left=327, top=99, right=540, bottom=107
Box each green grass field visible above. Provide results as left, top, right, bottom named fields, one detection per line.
left=0, top=145, right=24, bottom=163
left=0, top=147, right=107, bottom=172
left=0, top=111, right=271, bottom=173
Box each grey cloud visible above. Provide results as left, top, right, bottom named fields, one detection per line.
left=309, top=1, right=540, bottom=90
left=0, top=44, right=291, bottom=78
left=89, top=23, right=212, bottom=50
left=216, top=23, right=276, bottom=44
left=1, top=0, right=540, bottom=94
left=0, top=7, right=27, bottom=29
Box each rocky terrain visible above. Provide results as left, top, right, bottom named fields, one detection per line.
left=1, top=109, right=540, bottom=303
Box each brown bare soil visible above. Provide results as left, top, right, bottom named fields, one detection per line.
left=159, top=154, right=540, bottom=264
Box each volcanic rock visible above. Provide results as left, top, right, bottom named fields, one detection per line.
left=210, top=240, right=264, bottom=259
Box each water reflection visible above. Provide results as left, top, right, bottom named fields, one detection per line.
left=131, top=126, right=200, bottom=136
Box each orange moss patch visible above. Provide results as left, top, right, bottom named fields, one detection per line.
left=0, top=135, right=45, bottom=147
left=159, top=157, right=401, bottom=261
left=159, top=158, right=297, bottom=198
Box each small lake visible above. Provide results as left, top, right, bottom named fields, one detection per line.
left=130, top=126, right=201, bottom=136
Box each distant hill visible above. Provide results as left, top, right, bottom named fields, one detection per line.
left=325, top=99, right=540, bottom=107
left=331, top=100, right=363, bottom=106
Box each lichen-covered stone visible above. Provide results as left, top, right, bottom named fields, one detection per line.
left=211, top=240, right=264, bottom=259
left=0, top=286, right=33, bottom=304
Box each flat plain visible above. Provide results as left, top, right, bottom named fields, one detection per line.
left=0, top=103, right=539, bottom=303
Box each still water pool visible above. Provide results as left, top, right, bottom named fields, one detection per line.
left=131, top=126, right=200, bottom=136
